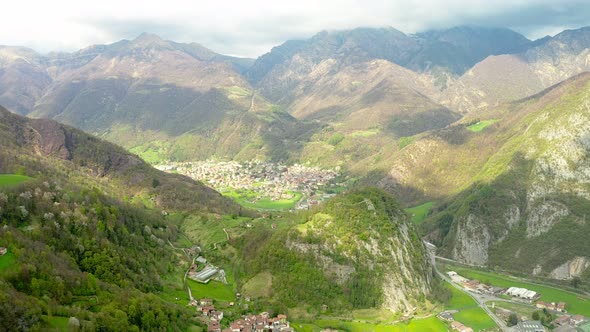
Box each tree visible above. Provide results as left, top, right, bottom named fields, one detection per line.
left=571, top=277, right=581, bottom=289
left=532, top=311, right=540, bottom=320
left=152, top=178, right=160, bottom=188
left=507, top=313, right=518, bottom=327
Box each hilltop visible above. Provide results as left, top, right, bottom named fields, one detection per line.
left=237, top=188, right=435, bottom=314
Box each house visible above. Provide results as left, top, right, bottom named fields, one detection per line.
left=536, top=301, right=547, bottom=309
left=516, top=320, right=545, bottom=332
left=202, top=305, right=215, bottom=316
left=200, top=299, right=214, bottom=306
left=189, top=299, right=198, bottom=307
left=557, top=302, right=567, bottom=312
left=438, top=311, right=454, bottom=322
left=210, top=310, right=224, bottom=321
left=490, top=286, right=506, bottom=296
left=554, top=315, right=571, bottom=326
left=0, top=247, right=6, bottom=256
left=451, top=321, right=473, bottom=332
left=197, top=256, right=207, bottom=264
left=208, top=321, right=221, bottom=332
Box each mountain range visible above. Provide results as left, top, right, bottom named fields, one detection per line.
left=2, top=24, right=590, bottom=308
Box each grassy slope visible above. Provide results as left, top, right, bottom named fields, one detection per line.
left=466, top=120, right=498, bottom=132
left=442, top=283, right=496, bottom=331
left=0, top=251, right=16, bottom=273
left=406, top=202, right=434, bottom=225
left=0, top=174, right=32, bottom=187
left=222, top=189, right=302, bottom=210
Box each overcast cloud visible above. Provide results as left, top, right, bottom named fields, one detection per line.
left=3, top=0, right=590, bottom=57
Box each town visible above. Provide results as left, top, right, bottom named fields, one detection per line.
left=189, top=298, right=293, bottom=332
left=156, top=160, right=343, bottom=210
left=440, top=270, right=590, bottom=332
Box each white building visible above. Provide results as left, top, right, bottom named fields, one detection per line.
left=506, top=287, right=538, bottom=300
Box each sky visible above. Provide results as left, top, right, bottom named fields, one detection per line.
left=3, top=0, right=590, bottom=57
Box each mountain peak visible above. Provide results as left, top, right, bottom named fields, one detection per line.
left=129, top=32, right=170, bottom=48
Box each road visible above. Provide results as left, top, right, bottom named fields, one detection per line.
left=430, top=252, right=513, bottom=332
left=169, top=240, right=196, bottom=302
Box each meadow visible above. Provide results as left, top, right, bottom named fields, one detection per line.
left=466, top=120, right=498, bottom=132
left=0, top=174, right=32, bottom=187
left=0, top=251, right=16, bottom=274
left=405, top=201, right=434, bottom=224
left=222, top=189, right=302, bottom=210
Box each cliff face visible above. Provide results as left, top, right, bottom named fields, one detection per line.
left=289, top=189, right=433, bottom=313
left=422, top=74, right=590, bottom=282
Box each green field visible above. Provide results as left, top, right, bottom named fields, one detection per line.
left=398, top=136, right=415, bottom=149
left=0, top=251, right=16, bottom=274
left=446, top=283, right=478, bottom=310
left=405, top=201, right=434, bottom=224
left=453, top=307, right=496, bottom=331
left=0, top=174, right=32, bottom=188
left=44, top=316, right=70, bottom=331
left=293, top=315, right=448, bottom=332
left=447, top=265, right=590, bottom=316
left=466, top=120, right=498, bottom=132
left=223, top=189, right=302, bottom=210
left=188, top=279, right=235, bottom=302
left=181, top=214, right=252, bottom=248
left=242, top=271, right=273, bottom=299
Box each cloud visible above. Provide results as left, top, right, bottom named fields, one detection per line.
left=1, top=0, right=590, bottom=57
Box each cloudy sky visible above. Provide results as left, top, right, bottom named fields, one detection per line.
left=3, top=0, right=590, bottom=57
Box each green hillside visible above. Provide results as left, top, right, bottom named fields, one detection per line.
left=0, top=106, right=246, bottom=330
left=403, top=73, right=590, bottom=287
left=236, top=188, right=434, bottom=314
left=0, top=174, right=32, bottom=187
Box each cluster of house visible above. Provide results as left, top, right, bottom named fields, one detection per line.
left=0, top=247, right=7, bottom=256
left=437, top=311, right=473, bottom=332
left=157, top=160, right=341, bottom=208
left=224, top=313, right=293, bottom=332
left=553, top=314, right=588, bottom=329
left=190, top=298, right=293, bottom=332
left=446, top=271, right=505, bottom=296
left=535, top=300, right=566, bottom=312
left=446, top=271, right=543, bottom=302
left=190, top=298, right=224, bottom=320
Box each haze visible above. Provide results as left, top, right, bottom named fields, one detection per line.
left=3, top=0, right=590, bottom=57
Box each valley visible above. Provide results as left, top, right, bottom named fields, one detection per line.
left=1, top=11, right=590, bottom=332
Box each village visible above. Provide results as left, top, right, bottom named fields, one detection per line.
left=156, top=160, right=342, bottom=209
left=189, top=297, right=293, bottom=332
left=440, top=271, right=590, bottom=332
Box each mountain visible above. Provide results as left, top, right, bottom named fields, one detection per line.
left=441, top=26, right=590, bottom=113
left=0, top=106, right=240, bottom=214
left=0, top=106, right=246, bottom=330
left=2, top=34, right=304, bottom=163
left=0, top=46, right=52, bottom=115
left=237, top=188, right=434, bottom=313
left=383, top=73, right=590, bottom=285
